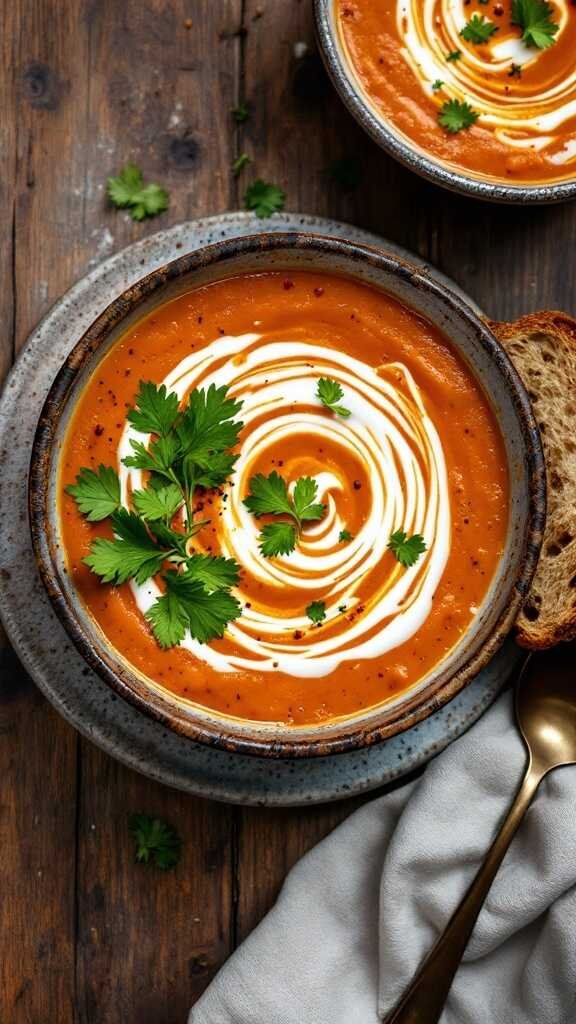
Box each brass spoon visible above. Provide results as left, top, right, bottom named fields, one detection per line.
left=384, top=646, right=576, bottom=1024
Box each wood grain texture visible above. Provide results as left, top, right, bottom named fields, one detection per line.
left=1, top=0, right=576, bottom=1021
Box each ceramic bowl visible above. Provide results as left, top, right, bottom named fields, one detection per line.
left=313, top=0, right=576, bottom=205
left=29, top=232, right=546, bottom=757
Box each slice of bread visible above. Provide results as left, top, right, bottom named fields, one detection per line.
left=490, top=312, right=576, bottom=649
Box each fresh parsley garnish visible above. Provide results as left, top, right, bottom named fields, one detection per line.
left=146, top=569, right=241, bottom=648
left=432, top=80, right=444, bottom=91
left=339, top=528, right=353, bottom=542
left=511, top=0, right=558, bottom=49
left=438, top=99, right=479, bottom=134
left=232, top=103, right=250, bottom=123
left=316, top=378, right=351, bottom=418
left=244, top=179, right=286, bottom=218
left=66, top=465, right=121, bottom=522
left=129, top=814, right=182, bottom=871
left=232, top=152, right=251, bottom=177
left=446, top=50, right=462, bottom=62
left=107, top=164, right=169, bottom=222
left=461, top=14, right=498, bottom=43
left=68, top=381, right=244, bottom=649
left=306, top=600, right=326, bottom=625
left=387, top=530, right=427, bottom=568
left=243, top=472, right=325, bottom=557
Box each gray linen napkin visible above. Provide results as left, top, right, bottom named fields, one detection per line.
left=189, top=692, right=576, bottom=1024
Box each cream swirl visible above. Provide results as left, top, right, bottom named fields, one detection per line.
left=397, top=0, right=576, bottom=165
left=118, top=333, right=450, bottom=678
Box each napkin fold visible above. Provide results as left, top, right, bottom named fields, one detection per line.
left=189, top=693, right=576, bottom=1024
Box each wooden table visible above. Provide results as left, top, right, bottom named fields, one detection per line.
left=1, top=2, right=574, bottom=1021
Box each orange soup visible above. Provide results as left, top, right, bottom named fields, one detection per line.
left=337, top=0, right=576, bottom=185
left=60, top=271, right=508, bottom=726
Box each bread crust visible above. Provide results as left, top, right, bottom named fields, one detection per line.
left=490, top=311, right=576, bottom=649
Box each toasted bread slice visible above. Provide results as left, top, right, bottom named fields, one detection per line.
left=490, top=312, right=576, bottom=649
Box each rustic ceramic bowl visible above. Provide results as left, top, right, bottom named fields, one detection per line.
left=314, top=0, right=576, bottom=205
left=29, top=232, right=546, bottom=757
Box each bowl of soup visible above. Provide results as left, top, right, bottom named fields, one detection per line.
left=29, top=233, right=545, bottom=757
left=315, top=0, right=576, bottom=202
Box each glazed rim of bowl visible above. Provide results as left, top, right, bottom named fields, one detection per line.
left=313, top=0, right=576, bottom=205
left=29, top=231, right=546, bottom=759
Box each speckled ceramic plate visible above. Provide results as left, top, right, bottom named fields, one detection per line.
left=0, top=212, right=523, bottom=805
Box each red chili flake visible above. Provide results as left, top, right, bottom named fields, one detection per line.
left=353, top=479, right=362, bottom=490
left=313, top=287, right=324, bottom=297
left=283, top=279, right=294, bottom=290
left=94, top=425, right=104, bottom=436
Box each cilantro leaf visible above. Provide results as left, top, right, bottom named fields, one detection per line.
left=185, top=554, right=240, bottom=591
left=461, top=15, right=498, bottom=43
left=129, top=814, right=181, bottom=871
left=446, top=50, right=462, bottom=61
left=107, top=164, right=169, bottom=222
left=83, top=509, right=173, bottom=585
left=432, top=80, right=444, bottom=92
left=245, top=179, right=286, bottom=218
left=243, top=471, right=294, bottom=519
left=132, top=484, right=183, bottom=522
left=232, top=103, right=250, bottom=123
left=146, top=570, right=242, bottom=647
left=66, top=465, right=121, bottom=522
left=511, top=0, right=558, bottom=48
left=232, top=152, right=251, bottom=177
left=258, top=521, right=297, bottom=558
left=306, top=600, right=326, bottom=625
left=292, top=477, right=325, bottom=522
left=148, top=520, right=188, bottom=557
left=339, top=528, right=353, bottom=542
left=175, top=385, right=243, bottom=467
left=438, top=99, right=479, bottom=134
left=316, top=377, right=351, bottom=418
left=123, top=434, right=180, bottom=476
left=127, top=381, right=180, bottom=436
left=387, top=530, right=427, bottom=568
left=194, top=451, right=239, bottom=489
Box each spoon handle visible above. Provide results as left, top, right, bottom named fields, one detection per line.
left=383, top=765, right=543, bottom=1024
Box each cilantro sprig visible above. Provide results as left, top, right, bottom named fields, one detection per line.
left=67, top=381, right=244, bottom=649
left=107, top=164, right=169, bottom=222
left=316, top=378, right=351, bottom=418
left=388, top=530, right=427, bottom=568
left=511, top=0, right=558, bottom=49
left=243, top=471, right=325, bottom=558
left=129, top=814, right=182, bottom=871
left=461, top=15, right=498, bottom=44
left=438, top=99, right=479, bottom=134
left=244, top=179, right=286, bottom=218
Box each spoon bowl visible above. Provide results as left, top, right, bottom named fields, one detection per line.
left=517, top=647, right=576, bottom=774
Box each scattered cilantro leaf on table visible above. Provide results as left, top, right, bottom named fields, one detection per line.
left=66, top=465, right=121, bottom=522
left=107, top=164, right=169, bottom=222
left=438, top=99, right=479, bottom=134
left=461, top=15, right=498, bottom=43
left=306, top=600, right=326, bottom=625
left=316, top=378, right=351, bottom=418
left=232, top=152, right=251, bottom=176
left=244, top=179, right=286, bottom=218
left=387, top=530, right=427, bottom=568
left=511, top=0, right=558, bottom=48
left=129, top=814, right=182, bottom=871
left=231, top=103, right=250, bottom=123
